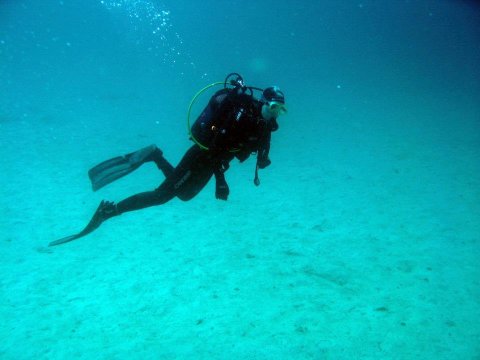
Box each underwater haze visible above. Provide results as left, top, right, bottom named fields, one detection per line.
left=1, top=0, right=479, bottom=359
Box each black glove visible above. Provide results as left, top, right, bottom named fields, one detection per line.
left=257, top=157, right=271, bottom=169
left=215, top=180, right=230, bottom=201
left=214, top=168, right=229, bottom=200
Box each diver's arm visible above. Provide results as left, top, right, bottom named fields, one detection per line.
left=257, top=130, right=272, bottom=169
left=256, top=116, right=279, bottom=169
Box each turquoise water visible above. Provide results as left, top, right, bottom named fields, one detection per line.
left=1, top=0, right=479, bottom=358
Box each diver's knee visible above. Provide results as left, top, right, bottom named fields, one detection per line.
left=142, top=144, right=164, bottom=162
left=176, top=193, right=192, bottom=201
left=153, top=183, right=175, bottom=203
left=149, top=144, right=162, bottom=153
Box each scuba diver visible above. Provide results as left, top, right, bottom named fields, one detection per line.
left=49, top=73, right=287, bottom=246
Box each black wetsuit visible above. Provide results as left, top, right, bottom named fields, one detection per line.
left=115, top=88, right=278, bottom=215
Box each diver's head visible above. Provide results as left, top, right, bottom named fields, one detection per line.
left=261, top=86, right=287, bottom=121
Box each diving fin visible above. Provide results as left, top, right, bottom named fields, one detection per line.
left=49, top=201, right=117, bottom=246
left=88, top=144, right=159, bottom=191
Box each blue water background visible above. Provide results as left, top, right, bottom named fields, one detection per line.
left=1, top=1, right=479, bottom=359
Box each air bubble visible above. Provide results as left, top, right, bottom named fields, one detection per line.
left=100, top=0, right=196, bottom=69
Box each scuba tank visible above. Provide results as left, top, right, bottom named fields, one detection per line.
left=188, top=73, right=263, bottom=151
left=189, top=87, right=229, bottom=150
left=187, top=73, right=273, bottom=186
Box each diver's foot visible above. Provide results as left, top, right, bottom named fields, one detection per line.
left=98, top=200, right=119, bottom=220
left=153, top=147, right=163, bottom=158
left=48, top=200, right=118, bottom=246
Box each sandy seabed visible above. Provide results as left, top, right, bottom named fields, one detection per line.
left=1, top=102, right=479, bottom=360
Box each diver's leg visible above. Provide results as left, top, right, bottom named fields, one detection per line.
left=116, top=145, right=217, bottom=211
left=174, top=148, right=216, bottom=201
left=116, top=145, right=206, bottom=212
left=115, top=180, right=175, bottom=214
left=89, top=144, right=174, bottom=191
left=49, top=146, right=207, bottom=246
left=144, top=146, right=175, bottom=177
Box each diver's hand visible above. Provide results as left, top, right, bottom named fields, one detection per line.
left=214, top=162, right=229, bottom=200
left=215, top=181, right=229, bottom=201
left=257, top=157, right=271, bottom=169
